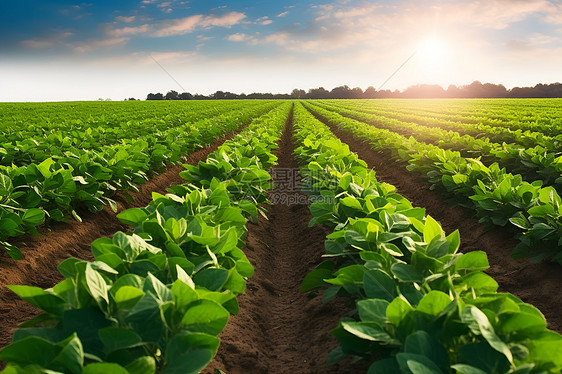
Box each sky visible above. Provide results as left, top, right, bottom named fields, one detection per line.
left=1, top=0, right=561, bottom=101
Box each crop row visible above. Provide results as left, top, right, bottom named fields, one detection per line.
left=334, top=99, right=562, bottom=136
left=328, top=100, right=562, bottom=152
left=311, top=101, right=562, bottom=191
left=0, top=101, right=281, bottom=260
left=0, top=101, right=270, bottom=166
left=0, top=102, right=291, bottom=373
left=291, top=102, right=562, bottom=373
left=303, top=102, right=562, bottom=265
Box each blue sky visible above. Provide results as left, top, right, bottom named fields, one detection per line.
left=1, top=0, right=561, bottom=101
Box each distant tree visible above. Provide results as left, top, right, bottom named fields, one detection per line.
left=193, top=94, right=208, bottom=100
left=446, top=84, right=462, bottom=98
left=373, top=89, right=394, bottom=98
left=146, top=93, right=164, bottom=100
left=212, top=91, right=226, bottom=99
left=307, top=87, right=330, bottom=99
left=165, top=90, right=179, bottom=100
left=402, top=84, right=446, bottom=98
left=350, top=87, right=364, bottom=99
left=482, top=83, right=507, bottom=98
left=291, top=89, right=306, bottom=99
left=211, top=91, right=238, bottom=99
left=179, top=92, right=193, bottom=100
left=364, top=86, right=376, bottom=99
left=329, top=85, right=353, bottom=99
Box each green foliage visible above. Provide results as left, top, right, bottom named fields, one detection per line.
left=293, top=102, right=562, bottom=373
left=0, top=100, right=282, bottom=259
left=0, top=102, right=292, bottom=373
left=303, top=101, right=562, bottom=264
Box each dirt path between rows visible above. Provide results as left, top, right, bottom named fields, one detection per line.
left=323, top=120, right=562, bottom=333
left=205, top=108, right=363, bottom=373
left=0, top=128, right=245, bottom=354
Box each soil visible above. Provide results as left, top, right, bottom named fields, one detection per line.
left=204, top=108, right=365, bottom=373
left=0, top=128, right=243, bottom=354
left=326, top=121, right=562, bottom=333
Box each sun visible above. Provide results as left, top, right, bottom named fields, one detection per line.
left=413, top=37, right=451, bottom=83
left=417, top=38, right=448, bottom=65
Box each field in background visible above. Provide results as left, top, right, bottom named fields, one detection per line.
left=1, top=99, right=561, bottom=373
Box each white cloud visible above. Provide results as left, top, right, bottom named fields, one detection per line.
left=104, top=11, right=247, bottom=38
left=108, top=24, right=150, bottom=37
left=73, top=37, right=129, bottom=53
left=226, top=33, right=253, bottom=42
left=256, top=16, right=273, bottom=25
left=544, top=2, right=562, bottom=24
left=152, top=12, right=246, bottom=37
left=20, top=32, right=72, bottom=49
left=152, top=15, right=204, bottom=36
left=277, top=11, right=289, bottom=17
left=115, top=16, right=136, bottom=23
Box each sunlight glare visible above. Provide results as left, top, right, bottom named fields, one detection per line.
left=414, top=37, right=451, bottom=83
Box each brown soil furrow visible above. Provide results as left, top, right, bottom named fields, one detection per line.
left=0, top=128, right=244, bottom=352
left=206, top=108, right=362, bottom=373
left=323, top=120, right=562, bottom=333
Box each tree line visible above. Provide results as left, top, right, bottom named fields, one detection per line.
left=145, top=81, right=562, bottom=100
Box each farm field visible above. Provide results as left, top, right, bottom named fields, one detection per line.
left=1, top=99, right=561, bottom=373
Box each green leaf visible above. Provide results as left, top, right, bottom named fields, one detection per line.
left=1, top=241, right=23, bottom=260
left=116, top=208, right=148, bottom=227
left=85, top=264, right=109, bottom=307
left=301, top=262, right=334, bottom=292
left=396, top=352, right=444, bottom=374
left=357, top=299, right=389, bottom=326
left=404, top=331, right=449, bottom=372
left=458, top=342, right=511, bottom=373
left=98, top=327, right=142, bottom=352
left=497, top=311, right=547, bottom=334
left=341, top=321, right=393, bottom=342
left=193, top=268, right=229, bottom=291
left=114, top=286, right=144, bottom=309
left=340, top=196, right=363, bottom=210
left=363, top=269, right=397, bottom=301
left=450, top=364, right=487, bottom=374
left=51, top=333, right=84, bottom=374
left=455, top=251, right=489, bottom=272
left=0, top=173, right=13, bottom=194
left=181, top=300, right=229, bottom=335
left=391, top=263, right=423, bottom=283
left=37, top=158, right=54, bottom=178
left=367, top=358, right=400, bottom=374
left=509, top=217, right=529, bottom=230
left=416, top=291, right=452, bottom=316
left=461, top=272, right=498, bottom=293
left=21, top=209, right=45, bottom=227
left=461, top=305, right=513, bottom=364
left=125, top=356, right=156, bottom=374
left=8, top=285, right=65, bottom=315
left=84, top=363, right=129, bottom=374
left=0, top=336, right=60, bottom=367
left=424, top=215, right=443, bottom=243
left=163, top=333, right=219, bottom=374
left=386, top=297, right=413, bottom=326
